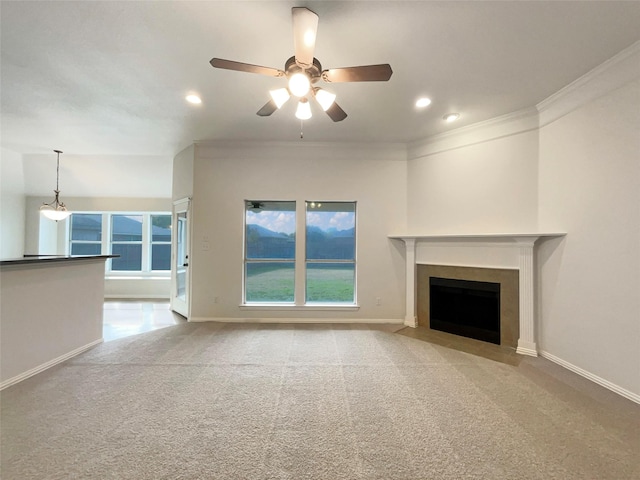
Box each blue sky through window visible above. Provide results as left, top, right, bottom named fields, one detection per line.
left=246, top=211, right=296, bottom=234
left=246, top=210, right=355, bottom=233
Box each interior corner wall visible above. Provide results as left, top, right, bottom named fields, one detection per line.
left=0, top=193, right=26, bottom=259
left=1, top=148, right=26, bottom=259
left=189, top=143, right=407, bottom=321
left=172, top=144, right=194, bottom=201
left=537, top=79, right=640, bottom=397
left=406, top=130, right=539, bottom=233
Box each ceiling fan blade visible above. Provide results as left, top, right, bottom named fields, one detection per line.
left=210, top=58, right=284, bottom=77
left=257, top=99, right=278, bottom=117
left=292, top=7, right=318, bottom=68
left=322, top=64, right=393, bottom=83
left=325, top=101, right=347, bottom=122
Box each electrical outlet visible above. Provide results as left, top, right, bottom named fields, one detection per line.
left=202, top=242, right=210, bottom=251
left=376, top=297, right=382, bottom=306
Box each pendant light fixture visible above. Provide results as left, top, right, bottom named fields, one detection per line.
left=40, top=149, right=71, bottom=221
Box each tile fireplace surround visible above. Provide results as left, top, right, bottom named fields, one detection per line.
left=389, top=234, right=565, bottom=357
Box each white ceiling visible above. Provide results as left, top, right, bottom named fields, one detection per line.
left=2, top=1, right=640, bottom=159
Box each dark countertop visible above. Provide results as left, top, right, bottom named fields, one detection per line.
left=1, top=255, right=118, bottom=267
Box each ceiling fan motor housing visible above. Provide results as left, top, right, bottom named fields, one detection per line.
left=285, top=56, right=322, bottom=84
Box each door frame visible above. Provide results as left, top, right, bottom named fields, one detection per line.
left=171, top=197, right=191, bottom=319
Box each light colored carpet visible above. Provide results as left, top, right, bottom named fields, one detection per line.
left=1, top=322, right=638, bottom=479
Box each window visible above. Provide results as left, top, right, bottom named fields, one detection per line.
left=244, top=201, right=296, bottom=303
left=111, top=214, right=143, bottom=271
left=306, top=201, right=356, bottom=304
left=68, top=212, right=171, bottom=274
left=150, top=214, right=172, bottom=271
left=242, top=200, right=356, bottom=306
left=70, top=214, right=102, bottom=255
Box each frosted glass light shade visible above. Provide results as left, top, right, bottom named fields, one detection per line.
left=40, top=205, right=71, bottom=221
left=314, top=88, right=336, bottom=111
left=269, top=88, right=291, bottom=108
left=289, top=73, right=310, bottom=97
left=295, top=98, right=312, bottom=120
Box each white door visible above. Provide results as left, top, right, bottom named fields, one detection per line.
left=171, top=198, right=190, bottom=318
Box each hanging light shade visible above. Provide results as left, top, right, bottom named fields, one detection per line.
left=40, top=149, right=71, bottom=221
left=269, top=88, right=291, bottom=109
left=295, top=98, right=312, bottom=120
left=314, top=88, right=336, bottom=111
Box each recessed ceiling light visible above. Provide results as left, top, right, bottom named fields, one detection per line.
left=186, top=94, right=202, bottom=104
left=415, top=97, right=432, bottom=108
left=443, top=113, right=460, bottom=123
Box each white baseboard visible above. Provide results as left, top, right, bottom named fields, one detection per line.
left=539, top=350, right=640, bottom=404
left=0, top=339, right=103, bottom=391
left=404, top=316, right=417, bottom=327
left=104, top=294, right=170, bottom=300
left=189, top=317, right=404, bottom=325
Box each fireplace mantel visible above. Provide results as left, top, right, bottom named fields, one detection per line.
left=389, top=233, right=566, bottom=357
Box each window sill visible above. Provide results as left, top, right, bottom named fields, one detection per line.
left=106, top=275, right=170, bottom=280
left=239, top=303, right=360, bottom=312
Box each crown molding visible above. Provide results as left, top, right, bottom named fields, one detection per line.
left=537, top=40, right=640, bottom=127
left=407, top=41, right=640, bottom=161
left=194, top=139, right=407, bottom=162
left=407, top=107, right=539, bottom=161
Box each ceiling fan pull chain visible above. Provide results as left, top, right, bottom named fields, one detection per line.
left=300, top=119, right=304, bottom=139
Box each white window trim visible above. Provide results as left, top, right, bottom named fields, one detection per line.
left=242, top=200, right=357, bottom=308
left=69, top=211, right=171, bottom=278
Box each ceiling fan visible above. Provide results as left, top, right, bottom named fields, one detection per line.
left=247, top=201, right=264, bottom=213
left=210, top=7, right=393, bottom=122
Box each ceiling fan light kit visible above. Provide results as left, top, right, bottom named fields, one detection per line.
left=288, top=72, right=311, bottom=97
left=210, top=7, right=392, bottom=124
left=314, top=88, right=336, bottom=111
left=295, top=98, right=312, bottom=120
left=270, top=88, right=291, bottom=109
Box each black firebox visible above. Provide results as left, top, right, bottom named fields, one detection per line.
left=429, top=277, right=501, bottom=345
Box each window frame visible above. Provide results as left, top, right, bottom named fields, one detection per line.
left=68, top=211, right=171, bottom=277
left=110, top=214, right=144, bottom=272
left=304, top=201, right=357, bottom=306
left=149, top=214, right=172, bottom=272
left=243, top=200, right=297, bottom=304
left=241, top=200, right=358, bottom=309
left=69, top=213, right=104, bottom=257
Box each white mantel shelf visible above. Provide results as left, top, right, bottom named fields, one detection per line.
left=389, top=233, right=566, bottom=241
left=389, top=233, right=566, bottom=357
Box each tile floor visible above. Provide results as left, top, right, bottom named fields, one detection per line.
left=102, top=300, right=186, bottom=342
left=396, top=325, right=522, bottom=366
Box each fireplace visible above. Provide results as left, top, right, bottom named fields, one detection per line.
left=391, top=233, right=565, bottom=356
left=417, top=264, right=519, bottom=348
left=430, top=277, right=501, bottom=344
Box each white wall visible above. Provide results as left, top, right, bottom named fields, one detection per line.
left=537, top=79, right=640, bottom=396
left=406, top=128, right=539, bottom=234
left=172, top=144, right=194, bottom=201
left=0, top=148, right=26, bottom=259
left=402, top=44, right=640, bottom=400
left=1, top=259, right=105, bottom=387
left=189, top=142, right=408, bottom=321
